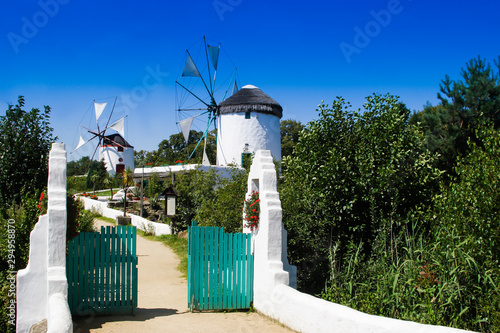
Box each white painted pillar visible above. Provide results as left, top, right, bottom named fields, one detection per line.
left=245, top=150, right=297, bottom=316
left=46, top=143, right=72, bottom=332
left=17, top=143, right=72, bottom=333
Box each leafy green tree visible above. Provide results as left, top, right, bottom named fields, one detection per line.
left=281, top=94, right=441, bottom=293
left=409, top=103, right=461, bottom=174
left=0, top=96, right=56, bottom=205
left=194, top=168, right=247, bottom=233
left=85, top=159, right=107, bottom=190
left=411, top=56, right=500, bottom=176
left=147, top=173, right=164, bottom=209
left=281, top=119, right=305, bottom=158
left=171, top=168, right=219, bottom=230
left=67, top=156, right=91, bottom=176
left=103, top=173, right=114, bottom=199
left=170, top=167, right=247, bottom=233
left=155, top=130, right=216, bottom=165
left=134, top=150, right=154, bottom=168
left=421, top=126, right=500, bottom=331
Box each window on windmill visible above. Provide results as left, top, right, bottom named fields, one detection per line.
left=245, top=111, right=250, bottom=119
left=118, top=146, right=124, bottom=152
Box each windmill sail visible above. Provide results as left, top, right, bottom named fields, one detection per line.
left=182, top=54, right=201, bottom=77
left=178, top=116, right=195, bottom=144
left=207, top=44, right=220, bottom=71
left=202, top=138, right=210, bottom=165
left=71, top=135, right=87, bottom=153
left=232, top=80, right=238, bottom=96
left=94, top=102, right=108, bottom=121
left=109, top=117, right=125, bottom=137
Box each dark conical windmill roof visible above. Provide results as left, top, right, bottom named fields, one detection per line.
left=218, top=85, right=283, bottom=118
left=102, top=133, right=133, bottom=148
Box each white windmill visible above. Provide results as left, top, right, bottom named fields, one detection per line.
left=72, top=98, right=134, bottom=175
left=175, top=36, right=239, bottom=165
left=175, top=38, right=283, bottom=167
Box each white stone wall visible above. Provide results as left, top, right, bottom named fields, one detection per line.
left=248, top=150, right=470, bottom=333
left=99, top=145, right=134, bottom=176
left=217, top=112, right=281, bottom=167
left=80, top=197, right=172, bottom=236
left=17, top=143, right=72, bottom=333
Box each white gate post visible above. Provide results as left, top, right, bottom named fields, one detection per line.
left=244, top=150, right=297, bottom=316
left=16, top=143, right=72, bottom=333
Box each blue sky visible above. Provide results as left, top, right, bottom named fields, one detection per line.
left=1, top=0, right=499, bottom=161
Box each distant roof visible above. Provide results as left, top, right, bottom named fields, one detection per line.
left=102, top=133, right=133, bottom=148
left=218, top=85, right=283, bottom=118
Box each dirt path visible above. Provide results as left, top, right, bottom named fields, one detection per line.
left=73, top=219, right=294, bottom=333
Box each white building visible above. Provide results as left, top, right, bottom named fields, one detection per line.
left=99, top=133, right=135, bottom=175
left=216, top=85, right=283, bottom=167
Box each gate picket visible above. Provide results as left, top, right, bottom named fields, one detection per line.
left=66, top=226, right=137, bottom=316
left=188, top=225, right=253, bottom=310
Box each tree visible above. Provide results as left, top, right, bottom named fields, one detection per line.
left=415, top=126, right=500, bottom=331
left=281, top=119, right=305, bottom=158
left=0, top=96, right=56, bottom=205
left=438, top=56, right=500, bottom=131
left=281, top=94, right=441, bottom=293
left=155, top=130, right=216, bottom=165
left=85, top=159, right=107, bottom=190
left=121, top=167, right=134, bottom=216
left=67, top=156, right=91, bottom=176
left=147, top=173, right=164, bottom=209
left=90, top=173, right=99, bottom=196
left=411, top=56, right=500, bottom=175
left=194, top=167, right=247, bottom=233
left=134, top=150, right=154, bottom=168
left=103, top=173, right=114, bottom=199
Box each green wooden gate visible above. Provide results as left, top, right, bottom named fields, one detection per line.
left=188, top=224, right=254, bottom=310
left=66, top=226, right=138, bottom=316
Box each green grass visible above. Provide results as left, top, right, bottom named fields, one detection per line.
left=156, top=234, right=189, bottom=277
left=96, top=215, right=116, bottom=225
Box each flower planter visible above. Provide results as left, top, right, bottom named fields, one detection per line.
left=116, top=216, right=131, bottom=226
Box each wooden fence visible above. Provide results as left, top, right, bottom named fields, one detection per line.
left=188, top=224, right=253, bottom=310
left=66, top=226, right=138, bottom=316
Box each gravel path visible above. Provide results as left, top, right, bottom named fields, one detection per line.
left=72, top=219, right=294, bottom=333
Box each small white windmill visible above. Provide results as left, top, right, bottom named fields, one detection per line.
left=175, top=36, right=239, bottom=165
left=72, top=98, right=134, bottom=175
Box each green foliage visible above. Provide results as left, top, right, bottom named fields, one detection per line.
left=319, top=127, right=500, bottom=331
left=138, top=130, right=217, bottom=167
left=411, top=56, right=500, bottom=176
left=67, top=156, right=91, bottom=176
left=67, top=175, right=89, bottom=194
left=281, top=119, right=305, bottom=158
left=195, top=168, right=247, bottom=233
left=171, top=167, right=247, bottom=233
left=147, top=173, right=164, bottom=202
left=0, top=96, right=56, bottom=206
left=281, top=94, right=441, bottom=293
left=85, top=159, right=107, bottom=190
left=424, top=126, right=500, bottom=331
left=134, top=149, right=155, bottom=168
